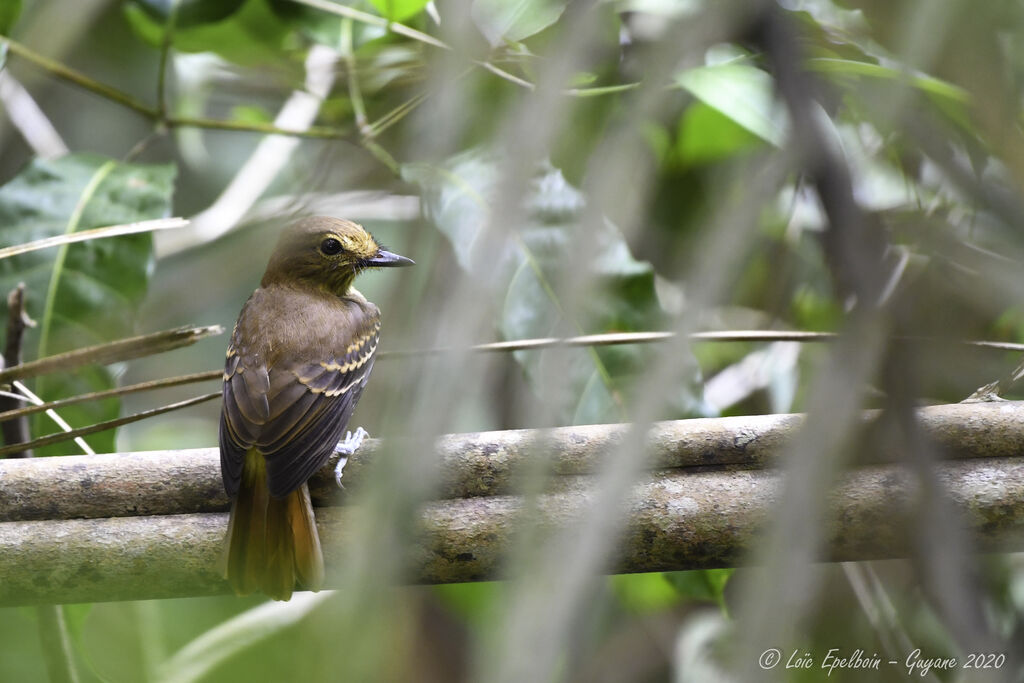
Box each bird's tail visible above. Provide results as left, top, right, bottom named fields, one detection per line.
left=221, top=449, right=325, bottom=601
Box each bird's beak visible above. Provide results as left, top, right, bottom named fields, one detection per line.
left=365, top=249, right=415, bottom=267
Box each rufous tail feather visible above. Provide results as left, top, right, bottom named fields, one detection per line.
left=222, top=448, right=325, bottom=601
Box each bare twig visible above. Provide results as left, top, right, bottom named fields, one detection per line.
left=0, top=325, right=223, bottom=385
left=0, top=35, right=156, bottom=117
left=12, top=381, right=94, bottom=455
left=0, top=392, right=220, bottom=458
left=1, top=284, right=35, bottom=457
left=0, top=370, right=221, bottom=424
left=0, top=36, right=354, bottom=141
left=379, top=329, right=1024, bottom=358
left=0, top=217, right=189, bottom=260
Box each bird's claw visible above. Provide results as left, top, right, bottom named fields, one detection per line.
left=334, top=427, right=368, bottom=489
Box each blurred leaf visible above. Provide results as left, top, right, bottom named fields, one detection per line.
left=368, top=0, right=430, bottom=22
left=405, top=148, right=703, bottom=424
left=808, top=56, right=972, bottom=128
left=663, top=569, right=733, bottom=611
left=0, top=154, right=176, bottom=455
left=471, top=0, right=568, bottom=45
left=433, top=581, right=504, bottom=628
left=675, top=64, right=787, bottom=146
left=128, top=0, right=247, bottom=28
left=155, top=593, right=332, bottom=683
left=0, top=0, right=21, bottom=34
left=676, top=101, right=765, bottom=165
left=269, top=2, right=387, bottom=48
left=80, top=603, right=149, bottom=682
left=611, top=573, right=682, bottom=613
left=123, top=0, right=292, bottom=67
left=62, top=603, right=93, bottom=647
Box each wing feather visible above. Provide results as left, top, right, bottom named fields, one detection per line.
left=219, top=293, right=381, bottom=500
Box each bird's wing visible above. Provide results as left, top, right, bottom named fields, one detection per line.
left=219, top=312, right=380, bottom=499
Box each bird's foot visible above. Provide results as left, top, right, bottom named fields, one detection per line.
left=334, top=427, right=368, bottom=489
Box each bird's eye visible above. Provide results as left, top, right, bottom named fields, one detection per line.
left=320, top=237, right=343, bottom=256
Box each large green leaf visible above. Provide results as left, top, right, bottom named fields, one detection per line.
left=0, top=154, right=176, bottom=455
left=676, top=101, right=765, bottom=166
left=404, top=149, right=704, bottom=425
left=123, top=0, right=292, bottom=67
left=675, top=64, right=787, bottom=146
left=471, top=0, right=567, bottom=45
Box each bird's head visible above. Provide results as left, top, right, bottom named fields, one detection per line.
left=262, top=216, right=414, bottom=295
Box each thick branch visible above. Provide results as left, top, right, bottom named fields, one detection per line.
left=1, top=456, right=1023, bottom=606
left=2, top=402, right=1023, bottom=522
left=2, top=402, right=1024, bottom=605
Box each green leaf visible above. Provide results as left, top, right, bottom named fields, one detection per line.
left=677, top=101, right=765, bottom=165
left=0, top=154, right=176, bottom=455
left=807, top=57, right=969, bottom=104
left=367, top=0, right=430, bottom=22
left=127, top=0, right=246, bottom=28
left=663, top=568, right=734, bottom=612
left=675, top=64, right=787, bottom=146
left=611, top=573, right=684, bottom=613
left=807, top=56, right=972, bottom=128
left=0, top=0, right=21, bottom=34
left=471, top=0, right=567, bottom=45
left=404, top=148, right=703, bottom=424
left=123, top=0, right=292, bottom=67
left=154, top=593, right=332, bottom=683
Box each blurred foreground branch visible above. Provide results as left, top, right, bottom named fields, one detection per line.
left=1, top=401, right=1023, bottom=605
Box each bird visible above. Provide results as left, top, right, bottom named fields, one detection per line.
left=219, top=216, right=413, bottom=601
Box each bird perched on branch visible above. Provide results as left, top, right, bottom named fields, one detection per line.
left=219, top=216, right=413, bottom=600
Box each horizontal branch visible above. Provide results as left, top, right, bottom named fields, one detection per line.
left=378, top=330, right=1024, bottom=357
left=0, top=325, right=223, bottom=385
left=1, top=455, right=1023, bottom=606
left=2, top=402, right=1024, bottom=604
left=2, top=401, right=1022, bottom=523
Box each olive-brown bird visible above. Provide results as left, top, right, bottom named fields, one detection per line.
left=219, top=216, right=413, bottom=601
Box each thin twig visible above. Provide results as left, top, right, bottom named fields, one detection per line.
left=0, top=392, right=220, bottom=458
left=367, top=92, right=429, bottom=137
left=0, top=36, right=354, bottom=141
left=341, top=18, right=369, bottom=133
left=290, top=0, right=448, bottom=49
left=0, top=370, right=222, bottom=424
left=379, top=329, right=1024, bottom=358
left=163, top=116, right=353, bottom=140
left=156, top=0, right=181, bottom=119
left=0, top=36, right=156, bottom=117
left=12, top=381, right=94, bottom=455
left=0, top=325, right=224, bottom=385
left=1, top=284, right=34, bottom=457
left=0, top=217, right=189, bottom=260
